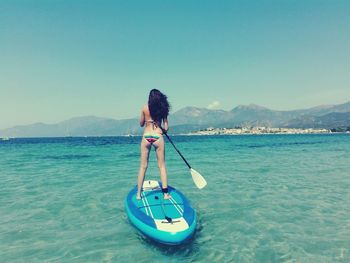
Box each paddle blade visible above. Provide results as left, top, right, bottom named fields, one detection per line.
left=190, top=168, right=207, bottom=189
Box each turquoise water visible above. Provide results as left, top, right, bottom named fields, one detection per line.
left=1, top=134, right=350, bottom=262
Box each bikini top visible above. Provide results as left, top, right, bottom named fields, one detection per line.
left=145, top=119, right=159, bottom=130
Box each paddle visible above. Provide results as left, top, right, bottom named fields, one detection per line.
left=161, top=128, right=207, bottom=189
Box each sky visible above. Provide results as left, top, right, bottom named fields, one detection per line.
left=1, top=0, right=349, bottom=129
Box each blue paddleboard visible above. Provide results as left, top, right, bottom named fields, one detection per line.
left=125, top=180, right=196, bottom=245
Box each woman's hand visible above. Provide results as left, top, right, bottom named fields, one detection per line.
left=160, top=126, right=168, bottom=134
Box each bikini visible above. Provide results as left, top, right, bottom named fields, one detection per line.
left=143, top=120, right=162, bottom=143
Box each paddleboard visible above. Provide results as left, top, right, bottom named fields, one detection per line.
left=125, top=180, right=196, bottom=245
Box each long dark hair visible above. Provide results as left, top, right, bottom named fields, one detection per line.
left=148, top=89, right=170, bottom=122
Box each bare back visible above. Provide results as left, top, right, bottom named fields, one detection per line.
left=140, top=105, right=168, bottom=134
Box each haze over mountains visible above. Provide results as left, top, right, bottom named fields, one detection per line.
left=1, top=101, right=350, bottom=137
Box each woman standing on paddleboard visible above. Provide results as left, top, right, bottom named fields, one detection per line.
left=137, top=89, right=171, bottom=200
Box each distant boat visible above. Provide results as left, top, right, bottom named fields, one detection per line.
left=1, top=137, right=10, bottom=141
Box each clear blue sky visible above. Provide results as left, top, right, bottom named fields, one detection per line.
left=1, top=0, right=349, bottom=129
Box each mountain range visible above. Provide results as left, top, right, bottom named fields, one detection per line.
left=1, top=101, right=350, bottom=137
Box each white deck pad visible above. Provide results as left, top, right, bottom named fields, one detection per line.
left=154, top=217, right=189, bottom=232
left=142, top=180, right=161, bottom=191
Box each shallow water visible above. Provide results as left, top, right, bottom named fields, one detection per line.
left=1, top=134, right=349, bottom=262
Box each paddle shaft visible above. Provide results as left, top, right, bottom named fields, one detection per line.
left=163, top=131, right=192, bottom=169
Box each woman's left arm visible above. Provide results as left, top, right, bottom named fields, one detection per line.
left=163, top=118, right=169, bottom=132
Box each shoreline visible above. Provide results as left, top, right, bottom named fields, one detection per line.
left=185, top=127, right=334, bottom=136
left=2, top=131, right=350, bottom=140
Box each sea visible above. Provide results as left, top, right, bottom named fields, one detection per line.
left=1, top=134, right=349, bottom=263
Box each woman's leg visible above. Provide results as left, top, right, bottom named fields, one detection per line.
left=137, top=139, right=151, bottom=199
left=154, top=136, right=171, bottom=199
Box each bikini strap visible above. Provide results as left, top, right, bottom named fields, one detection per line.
left=145, top=119, right=158, bottom=130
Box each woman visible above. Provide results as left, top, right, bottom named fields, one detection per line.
left=137, top=89, right=171, bottom=200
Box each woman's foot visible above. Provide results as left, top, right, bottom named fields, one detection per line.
left=162, top=187, right=171, bottom=200
left=136, top=193, right=142, bottom=200
left=163, top=193, right=171, bottom=200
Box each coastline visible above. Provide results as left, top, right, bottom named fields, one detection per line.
left=185, top=127, right=333, bottom=136
left=2, top=129, right=350, bottom=139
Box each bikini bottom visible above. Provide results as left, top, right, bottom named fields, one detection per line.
left=143, top=133, right=161, bottom=143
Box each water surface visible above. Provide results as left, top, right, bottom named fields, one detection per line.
left=1, top=134, right=349, bottom=262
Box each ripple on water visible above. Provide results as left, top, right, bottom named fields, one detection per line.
left=41, top=154, right=96, bottom=160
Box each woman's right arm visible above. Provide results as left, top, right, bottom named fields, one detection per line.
left=139, top=106, right=145, bottom=127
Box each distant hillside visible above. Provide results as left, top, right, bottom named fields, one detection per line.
left=1, top=101, right=349, bottom=137
left=170, top=101, right=350, bottom=130
left=0, top=116, right=141, bottom=137
left=171, top=107, right=233, bottom=126
left=286, top=112, right=350, bottom=129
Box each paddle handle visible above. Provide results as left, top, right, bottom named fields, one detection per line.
left=162, top=129, right=192, bottom=169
